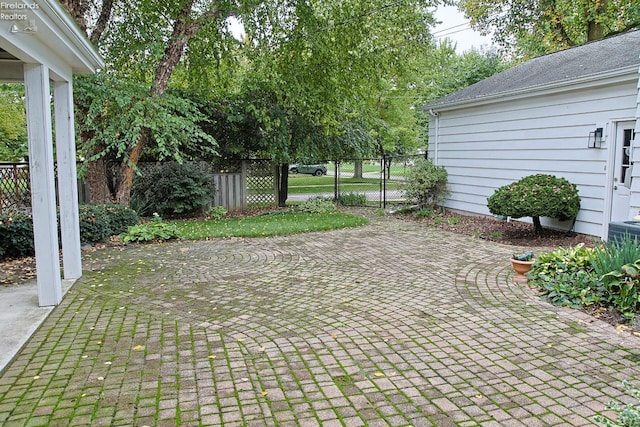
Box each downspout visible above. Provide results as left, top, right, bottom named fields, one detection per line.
left=429, top=109, right=439, bottom=164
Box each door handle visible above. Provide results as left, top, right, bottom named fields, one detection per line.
left=614, top=185, right=618, bottom=190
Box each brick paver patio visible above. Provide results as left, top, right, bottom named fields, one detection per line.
left=1, top=210, right=639, bottom=426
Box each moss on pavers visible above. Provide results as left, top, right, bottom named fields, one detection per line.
left=1, top=212, right=640, bottom=425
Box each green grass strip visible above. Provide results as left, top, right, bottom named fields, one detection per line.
left=174, top=212, right=368, bottom=240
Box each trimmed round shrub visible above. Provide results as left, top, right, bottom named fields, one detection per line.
left=404, top=159, right=449, bottom=209
left=487, top=174, right=580, bottom=235
left=78, top=203, right=139, bottom=243
left=78, top=204, right=112, bottom=243
left=131, top=162, right=216, bottom=217
left=102, top=204, right=139, bottom=235
left=0, top=212, right=34, bottom=258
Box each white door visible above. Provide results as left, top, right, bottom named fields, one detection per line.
left=610, top=121, right=636, bottom=222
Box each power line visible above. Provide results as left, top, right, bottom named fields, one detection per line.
left=432, top=22, right=469, bottom=35
left=435, top=25, right=474, bottom=38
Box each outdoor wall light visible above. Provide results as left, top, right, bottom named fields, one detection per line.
left=588, top=127, right=604, bottom=149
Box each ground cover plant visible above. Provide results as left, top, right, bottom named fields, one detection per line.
left=528, top=234, right=640, bottom=326
left=596, top=380, right=640, bottom=427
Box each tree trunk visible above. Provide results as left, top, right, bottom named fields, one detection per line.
left=114, top=127, right=149, bottom=205
left=277, top=164, right=289, bottom=207
left=532, top=216, right=544, bottom=236
left=86, top=157, right=112, bottom=203
left=113, top=0, right=199, bottom=205
left=587, top=20, right=604, bottom=41
left=353, top=159, right=363, bottom=179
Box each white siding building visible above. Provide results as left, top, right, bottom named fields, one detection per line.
left=426, top=30, right=640, bottom=240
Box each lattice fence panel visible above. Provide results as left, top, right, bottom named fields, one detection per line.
left=0, top=164, right=31, bottom=213
left=245, top=159, right=275, bottom=206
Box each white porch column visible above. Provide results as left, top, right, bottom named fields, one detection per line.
left=24, top=64, right=62, bottom=307
left=54, top=80, right=82, bottom=280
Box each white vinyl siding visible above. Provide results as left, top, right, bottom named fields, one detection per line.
left=428, top=78, right=638, bottom=238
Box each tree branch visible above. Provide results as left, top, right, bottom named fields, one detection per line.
left=90, top=0, right=114, bottom=44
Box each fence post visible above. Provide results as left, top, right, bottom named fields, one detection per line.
left=240, top=160, right=247, bottom=209
left=333, top=161, right=339, bottom=202
left=382, top=155, right=387, bottom=209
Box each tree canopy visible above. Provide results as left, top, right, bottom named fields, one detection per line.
left=459, top=0, right=640, bottom=57
left=0, top=84, right=27, bottom=162
left=63, top=0, right=442, bottom=203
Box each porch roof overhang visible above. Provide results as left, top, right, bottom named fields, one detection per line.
left=0, top=0, right=103, bottom=83
left=0, top=0, right=103, bottom=307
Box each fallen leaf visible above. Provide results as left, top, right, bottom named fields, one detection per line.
left=261, top=391, right=268, bottom=396
left=331, top=334, right=338, bottom=339
left=104, top=361, right=112, bottom=365
left=132, top=345, right=145, bottom=351
left=373, top=372, right=385, bottom=377
left=475, top=394, right=484, bottom=399
left=208, top=355, right=217, bottom=359
left=33, top=375, right=40, bottom=380
left=97, top=376, right=104, bottom=381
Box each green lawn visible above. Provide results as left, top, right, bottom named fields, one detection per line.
left=327, top=162, right=412, bottom=177
left=174, top=211, right=368, bottom=239
left=288, top=174, right=400, bottom=194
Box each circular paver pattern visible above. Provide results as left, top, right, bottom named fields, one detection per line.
left=0, top=210, right=639, bottom=426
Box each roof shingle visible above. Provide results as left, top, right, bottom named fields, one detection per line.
left=426, top=29, right=640, bottom=109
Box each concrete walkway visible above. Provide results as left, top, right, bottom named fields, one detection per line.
left=1, top=211, right=639, bottom=426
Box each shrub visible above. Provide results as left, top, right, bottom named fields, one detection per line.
left=131, top=162, right=215, bottom=217
left=78, top=204, right=139, bottom=244
left=296, top=198, right=336, bottom=214
left=102, top=204, right=139, bottom=235
left=120, top=214, right=182, bottom=243
left=404, top=159, right=449, bottom=209
left=338, top=192, right=367, bottom=206
left=78, top=204, right=112, bottom=244
left=487, top=174, right=580, bottom=235
left=0, top=212, right=34, bottom=257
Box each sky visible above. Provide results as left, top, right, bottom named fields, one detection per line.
left=432, top=5, right=494, bottom=53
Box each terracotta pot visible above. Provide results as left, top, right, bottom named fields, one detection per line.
left=511, top=259, right=534, bottom=284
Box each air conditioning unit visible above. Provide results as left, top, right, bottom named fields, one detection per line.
left=608, top=221, right=640, bottom=242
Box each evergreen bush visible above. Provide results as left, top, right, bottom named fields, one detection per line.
left=102, top=204, right=140, bottom=235
left=131, top=162, right=216, bottom=217
left=0, top=212, right=34, bottom=257
left=0, top=204, right=140, bottom=259
left=404, top=159, right=449, bottom=209
left=78, top=204, right=112, bottom=243
left=487, top=174, right=580, bottom=235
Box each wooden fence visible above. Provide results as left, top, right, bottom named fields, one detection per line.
left=0, top=160, right=277, bottom=214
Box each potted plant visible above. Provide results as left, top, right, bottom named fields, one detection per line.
left=511, top=252, right=534, bottom=283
